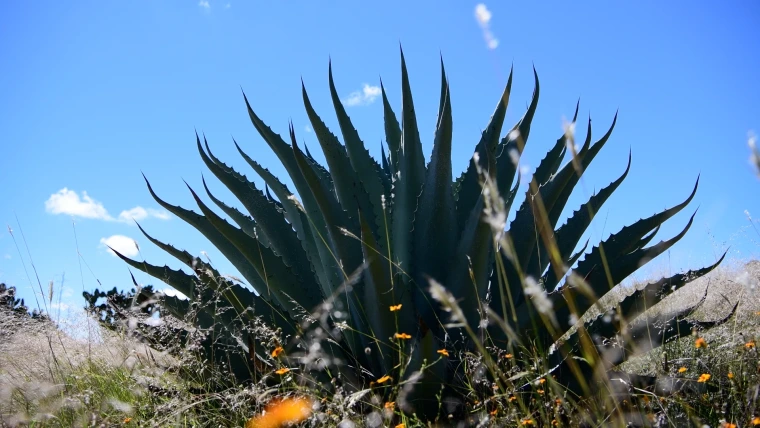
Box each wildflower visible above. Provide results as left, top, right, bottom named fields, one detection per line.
left=437, top=349, right=449, bottom=357
left=390, top=304, right=402, bottom=312
left=376, top=375, right=392, bottom=384
left=537, top=389, right=545, bottom=395
left=522, top=419, right=535, bottom=426
left=555, top=398, right=562, bottom=406
left=752, top=417, right=760, bottom=425
left=695, top=337, right=707, bottom=349
left=384, top=402, right=395, bottom=410
left=123, top=418, right=133, bottom=424
left=538, top=378, right=546, bottom=384
left=727, top=372, right=734, bottom=379
left=395, top=424, right=405, bottom=428
left=721, top=422, right=737, bottom=428
left=746, top=341, right=756, bottom=349
left=490, top=409, right=498, bottom=416
left=245, top=397, right=313, bottom=428
left=697, top=373, right=711, bottom=383
left=552, top=420, right=559, bottom=427
left=275, top=368, right=290, bottom=375
left=271, top=346, right=284, bottom=358
left=504, top=353, right=513, bottom=359
left=394, top=333, right=412, bottom=340
left=678, top=367, right=687, bottom=373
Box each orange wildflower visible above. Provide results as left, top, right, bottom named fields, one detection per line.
left=271, top=346, right=284, bottom=358
left=395, top=424, right=405, bottom=428
left=376, top=375, right=393, bottom=384
left=538, top=378, right=546, bottom=384
left=490, top=409, right=498, bottom=416
left=552, top=420, right=559, bottom=426
left=721, top=422, right=737, bottom=428
left=384, top=401, right=395, bottom=410
left=508, top=394, right=517, bottom=402
left=275, top=368, right=290, bottom=375
left=390, top=304, right=402, bottom=312
left=522, top=419, right=535, bottom=426
left=504, top=353, right=513, bottom=359
left=437, top=349, right=449, bottom=357
left=246, top=397, right=313, bottom=428
left=752, top=416, right=760, bottom=425
left=697, top=373, right=711, bottom=383
left=394, top=333, right=412, bottom=340
left=727, top=372, right=734, bottom=379
left=123, top=418, right=133, bottom=424
left=678, top=367, right=687, bottom=373
left=695, top=337, right=707, bottom=349
left=537, top=389, right=545, bottom=395
left=746, top=341, right=756, bottom=349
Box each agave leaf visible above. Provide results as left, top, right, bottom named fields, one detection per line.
left=184, top=182, right=322, bottom=314
left=540, top=151, right=632, bottom=290
left=358, top=210, right=414, bottom=374
left=569, top=177, right=699, bottom=289
left=454, top=67, right=513, bottom=230
left=555, top=210, right=699, bottom=332
left=328, top=61, right=389, bottom=248
left=232, top=139, right=329, bottom=289
left=545, top=114, right=619, bottom=228
left=302, top=80, right=372, bottom=236
left=380, top=80, right=401, bottom=177
left=142, top=174, right=268, bottom=292
left=198, top=135, right=314, bottom=286
left=290, top=131, right=371, bottom=357
left=201, top=176, right=267, bottom=244
left=508, top=115, right=576, bottom=274
left=391, top=47, right=428, bottom=292
left=412, top=61, right=456, bottom=328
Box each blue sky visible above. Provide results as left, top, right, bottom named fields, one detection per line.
left=1, top=1, right=759, bottom=317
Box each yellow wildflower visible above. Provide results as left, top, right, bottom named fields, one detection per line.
left=275, top=368, right=290, bottom=375
left=394, top=333, right=412, bottom=340
left=390, top=304, right=402, bottom=312
left=746, top=341, right=756, bottom=349
left=437, top=349, right=449, bottom=357
left=522, top=419, right=535, bottom=426
left=695, top=337, right=707, bottom=348
left=376, top=375, right=393, bottom=384
left=697, top=373, right=711, bottom=383
left=678, top=367, right=687, bottom=373
left=727, top=372, right=734, bottom=379
left=752, top=416, right=760, bottom=425
left=384, top=401, right=395, bottom=410
left=271, top=346, right=284, bottom=358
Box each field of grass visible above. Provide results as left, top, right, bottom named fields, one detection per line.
left=1, top=256, right=759, bottom=427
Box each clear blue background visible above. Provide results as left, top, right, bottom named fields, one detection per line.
left=1, top=1, right=759, bottom=317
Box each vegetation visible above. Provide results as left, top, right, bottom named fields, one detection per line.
left=2, top=51, right=757, bottom=427
left=91, top=49, right=740, bottom=425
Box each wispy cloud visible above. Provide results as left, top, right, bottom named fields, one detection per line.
left=45, top=188, right=169, bottom=224
left=343, top=84, right=382, bottom=107
left=304, top=125, right=312, bottom=133
left=474, top=4, right=499, bottom=50
left=100, top=235, right=139, bottom=257
left=225, top=3, right=231, bottom=9
left=199, top=0, right=210, bottom=10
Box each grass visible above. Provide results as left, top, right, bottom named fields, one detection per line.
left=1, top=257, right=759, bottom=427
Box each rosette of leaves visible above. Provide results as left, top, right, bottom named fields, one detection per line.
left=101, top=49, right=734, bottom=416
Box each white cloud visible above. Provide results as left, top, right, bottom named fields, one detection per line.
left=50, top=302, right=69, bottom=311
left=343, top=84, right=382, bottom=107
left=45, top=188, right=111, bottom=220
left=161, top=288, right=189, bottom=300
left=304, top=125, right=312, bottom=133
left=100, top=235, right=139, bottom=258
left=45, top=188, right=169, bottom=224
left=474, top=4, right=499, bottom=50
left=199, top=0, right=210, bottom=9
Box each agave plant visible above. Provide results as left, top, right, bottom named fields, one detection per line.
left=103, top=49, right=734, bottom=416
